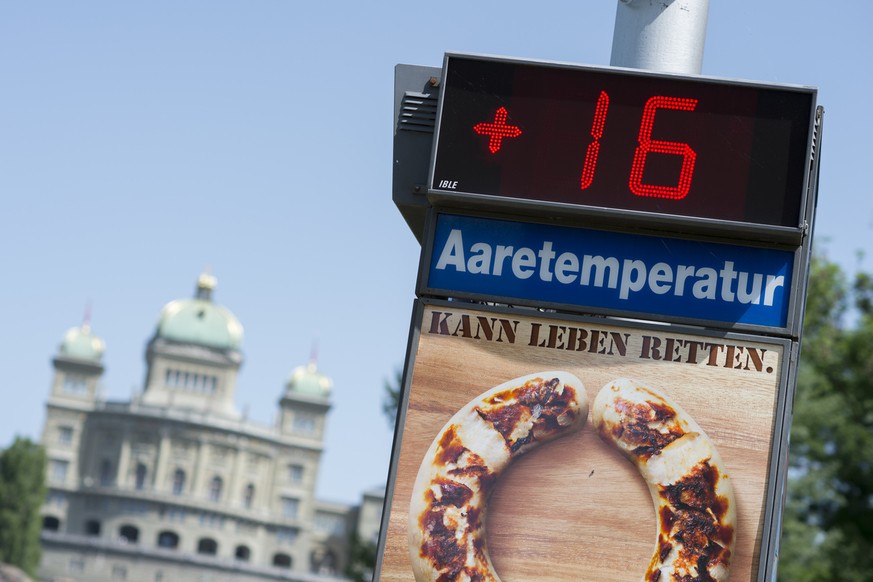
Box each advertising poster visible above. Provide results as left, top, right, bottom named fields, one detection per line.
left=378, top=300, right=790, bottom=582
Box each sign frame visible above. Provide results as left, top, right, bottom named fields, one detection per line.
left=417, top=208, right=809, bottom=338
left=386, top=51, right=823, bottom=582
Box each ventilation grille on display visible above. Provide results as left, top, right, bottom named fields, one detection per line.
left=810, top=106, right=823, bottom=166
left=399, top=91, right=438, bottom=133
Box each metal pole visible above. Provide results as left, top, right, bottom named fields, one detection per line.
left=610, top=0, right=710, bottom=75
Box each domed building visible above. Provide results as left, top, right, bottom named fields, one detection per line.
left=38, top=275, right=383, bottom=582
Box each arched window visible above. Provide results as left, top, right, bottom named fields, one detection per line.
left=172, top=469, right=185, bottom=495
left=85, top=519, right=101, bottom=536
left=197, top=537, right=218, bottom=555
left=135, top=462, right=148, bottom=490
left=272, top=553, right=292, bottom=569
left=119, top=524, right=139, bottom=544
left=208, top=476, right=223, bottom=502
left=42, top=516, right=61, bottom=532
left=235, top=545, right=251, bottom=561
left=157, top=530, right=179, bottom=549
left=243, top=483, right=255, bottom=508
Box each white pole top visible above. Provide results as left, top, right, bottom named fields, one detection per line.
left=610, top=0, right=710, bottom=75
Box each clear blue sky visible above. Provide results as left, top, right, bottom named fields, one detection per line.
left=1, top=1, right=870, bottom=504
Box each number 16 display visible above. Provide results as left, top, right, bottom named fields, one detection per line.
left=430, top=54, right=815, bottom=230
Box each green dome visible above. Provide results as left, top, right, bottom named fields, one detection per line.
left=156, top=274, right=243, bottom=351
left=59, top=324, right=105, bottom=362
left=286, top=361, right=332, bottom=398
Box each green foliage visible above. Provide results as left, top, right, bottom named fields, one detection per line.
left=778, top=256, right=873, bottom=580
left=0, top=437, right=47, bottom=576
left=382, top=367, right=403, bottom=429
left=345, top=530, right=378, bottom=582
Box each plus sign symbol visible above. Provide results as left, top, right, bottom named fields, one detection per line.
left=473, top=107, right=522, bottom=154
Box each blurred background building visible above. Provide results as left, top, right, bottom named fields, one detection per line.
left=37, top=274, right=384, bottom=582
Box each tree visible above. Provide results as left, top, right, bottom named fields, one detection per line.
left=343, top=366, right=404, bottom=581
left=0, top=437, right=47, bottom=577
left=345, top=530, right=378, bottom=582
left=382, top=367, right=403, bottom=429
left=778, top=255, right=873, bottom=581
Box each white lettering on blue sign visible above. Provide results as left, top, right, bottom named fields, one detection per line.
left=435, top=229, right=784, bottom=306
left=427, top=215, right=794, bottom=328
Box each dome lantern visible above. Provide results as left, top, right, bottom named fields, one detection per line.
left=196, top=272, right=217, bottom=301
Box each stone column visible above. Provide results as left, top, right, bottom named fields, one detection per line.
left=191, top=438, right=206, bottom=500
left=227, top=444, right=245, bottom=509
left=153, top=430, right=172, bottom=491
left=116, top=431, right=131, bottom=488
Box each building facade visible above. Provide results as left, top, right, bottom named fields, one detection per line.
left=38, top=275, right=383, bottom=582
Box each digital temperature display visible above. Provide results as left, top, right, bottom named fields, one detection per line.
left=430, top=54, right=816, bottom=229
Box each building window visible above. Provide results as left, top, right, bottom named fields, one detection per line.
left=84, top=496, right=107, bottom=511
left=135, top=463, right=148, bottom=490
left=111, top=564, right=128, bottom=580
left=49, top=459, right=69, bottom=484
left=288, top=464, right=304, bottom=484
left=292, top=413, right=317, bottom=435
left=157, top=530, right=179, bottom=549
left=119, top=524, right=139, bottom=544
left=315, top=512, right=346, bottom=536
left=42, top=516, right=61, bottom=532
left=281, top=497, right=299, bottom=520
left=165, top=507, right=187, bottom=523
left=172, top=469, right=186, bottom=495
left=312, top=550, right=338, bottom=576
left=197, top=537, right=218, bottom=556
left=68, top=556, right=85, bottom=573
left=235, top=545, right=251, bottom=561
left=63, top=375, right=87, bottom=394
left=57, top=426, right=74, bottom=446
left=46, top=491, right=67, bottom=506
left=198, top=512, right=224, bottom=529
left=85, top=520, right=101, bottom=536
left=121, top=499, right=150, bottom=514
left=272, top=553, right=292, bottom=569
left=165, top=369, right=217, bottom=394
left=208, top=476, right=223, bottom=502
left=276, top=527, right=298, bottom=544
left=100, top=459, right=114, bottom=486
left=243, top=483, right=255, bottom=508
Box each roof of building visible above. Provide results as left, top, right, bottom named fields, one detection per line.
left=59, top=323, right=105, bottom=362
left=286, top=360, right=332, bottom=398
left=156, top=273, right=243, bottom=351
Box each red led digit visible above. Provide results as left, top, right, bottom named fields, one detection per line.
left=580, top=91, right=609, bottom=190
left=629, top=96, right=698, bottom=200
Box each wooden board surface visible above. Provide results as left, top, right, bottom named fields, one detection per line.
left=378, top=304, right=785, bottom=581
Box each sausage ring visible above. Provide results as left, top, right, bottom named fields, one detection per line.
left=592, top=378, right=737, bottom=582
left=408, top=372, right=587, bottom=582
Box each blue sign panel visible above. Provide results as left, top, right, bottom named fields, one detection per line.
left=427, top=214, right=794, bottom=328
